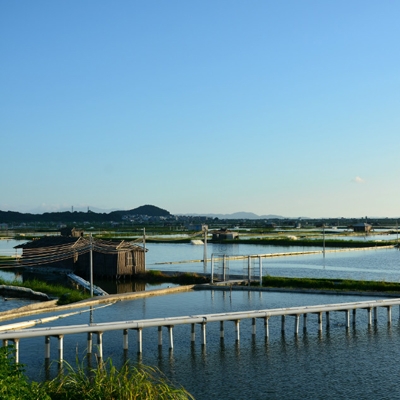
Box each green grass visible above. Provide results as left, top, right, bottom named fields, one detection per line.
left=42, top=358, right=194, bottom=400
left=0, top=278, right=90, bottom=305
left=259, top=276, right=400, bottom=293
left=0, top=347, right=193, bottom=400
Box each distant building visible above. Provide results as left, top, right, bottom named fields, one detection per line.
left=353, top=223, right=372, bottom=233
left=212, top=229, right=239, bottom=241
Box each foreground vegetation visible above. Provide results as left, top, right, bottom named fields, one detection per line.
left=0, top=278, right=90, bottom=305
left=0, top=347, right=193, bottom=399
left=259, top=276, right=400, bottom=293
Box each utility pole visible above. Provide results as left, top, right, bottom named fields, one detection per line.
left=143, top=228, right=146, bottom=270
left=202, top=225, right=208, bottom=268
left=89, top=233, right=93, bottom=297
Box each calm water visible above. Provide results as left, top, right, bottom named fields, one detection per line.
left=2, top=240, right=400, bottom=398
left=9, top=290, right=400, bottom=399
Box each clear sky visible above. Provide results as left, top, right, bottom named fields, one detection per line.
left=1, top=1, right=399, bottom=218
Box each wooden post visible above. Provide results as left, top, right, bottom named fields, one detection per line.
left=264, top=317, right=269, bottom=338
left=201, top=322, right=206, bottom=345
left=281, top=315, right=286, bottom=333
left=325, top=311, right=330, bottom=328
left=97, top=332, right=103, bottom=359
left=191, top=324, right=195, bottom=342
left=45, top=336, right=50, bottom=359
left=137, top=328, right=142, bottom=354
left=345, top=310, right=350, bottom=328
left=220, top=321, right=224, bottom=339
left=235, top=320, right=240, bottom=341
left=58, top=335, right=64, bottom=362
left=318, top=313, right=322, bottom=332
left=168, top=326, right=174, bottom=349
left=14, top=339, right=19, bottom=363
left=158, top=326, right=163, bottom=346
left=87, top=332, right=92, bottom=354
left=123, top=329, right=129, bottom=350
left=367, top=308, right=372, bottom=325
left=303, top=314, right=307, bottom=331
left=294, top=315, right=299, bottom=335
left=387, top=306, right=392, bottom=323
left=252, top=318, right=256, bottom=335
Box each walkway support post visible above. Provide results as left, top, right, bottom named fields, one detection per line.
left=259, top=256, right=262, bottom=286
left=367, top=308, right=372, bottom=325
left=14, top=339, right=19, bottom=363
left=201, top=322, right=206, bottom=345
left=387, top=306, right=392, bottom=323
left=326, top=312, right=330, bottom=328
left=252, top=318, right=256, bottom=336
left=191, top=324, right=195, bottom=342
left=220, top=321, right=224, bottom=339
left=281, top=315, right=285, bottom=333
left=317, top=313, right=322, bottom=332
left=57, top=335, right=64, bottom=362
left=45, top=336, right=50, bottom=359
left=158, top=326, right=163, bottom=346
left=303, top=314, right=307, bottom=331
left=87, top=332, right=92, bottom=354
left=264, top=317, right=269, bottom=338
left=168, top=326, right=174, bottom=349
left=123, top=329, right=128, bottom=350
left=294, top=315, right=300, bottom=335
left=97, top=332, right=103, bottom=359
left=235, top=320, right=240, bottom=341
left=137, top=328, right=142, bottom=354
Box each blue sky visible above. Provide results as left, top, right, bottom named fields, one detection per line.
left=1, top=1, right=399, bottom=218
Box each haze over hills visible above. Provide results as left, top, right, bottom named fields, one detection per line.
left=181, top=212, right=286, bottom=220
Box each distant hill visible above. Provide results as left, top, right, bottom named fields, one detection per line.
left=108, top=205, right=171, bottom=218
left=0, top=204, right=171, bottom=224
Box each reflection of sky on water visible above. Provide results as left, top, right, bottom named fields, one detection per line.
left=1, top=239, right=399, bottom=283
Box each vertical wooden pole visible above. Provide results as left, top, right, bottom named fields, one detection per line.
left=123, top=329, right=129, bottom=350
left=235, top=320, right=240, bottom=341
left=137, top=329, right=142, bottom=354
left=220, top=321, right=224, bottom=339
left=168, top=326, right=174, bottom=350
left=264, top=317, right=269, bottom=338
left=87, top=332, right=92, bottom=354
left=45, top=336, right=50, bottom=359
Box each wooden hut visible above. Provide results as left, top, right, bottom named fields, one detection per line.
left=16, top=237, right=147, bottom=279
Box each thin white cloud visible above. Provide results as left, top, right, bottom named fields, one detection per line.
left=352, top=176, right=365, bottom=184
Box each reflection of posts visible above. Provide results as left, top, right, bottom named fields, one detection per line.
left=223, top=255, right=226, bottom=281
